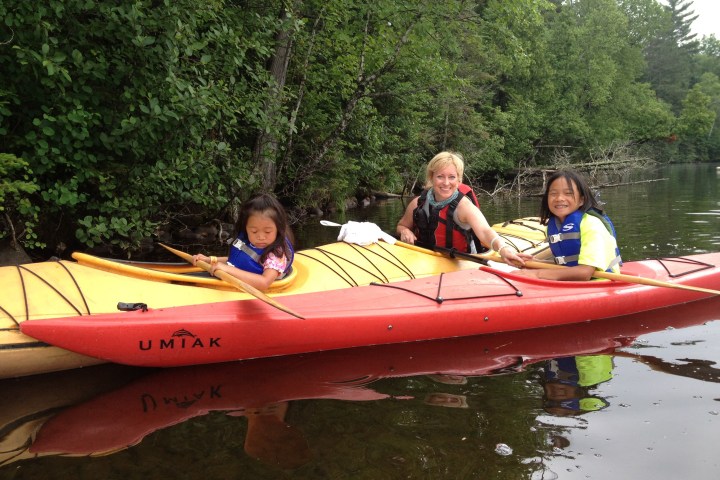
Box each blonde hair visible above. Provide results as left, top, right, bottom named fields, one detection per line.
left=425, top=151, right=465, bottom=188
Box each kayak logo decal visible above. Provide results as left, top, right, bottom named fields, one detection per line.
left=138, top=329, right=221, bottom=351
left=173, top=329, right=196, bottom=338
left=140, top=385, right=223, bottom=412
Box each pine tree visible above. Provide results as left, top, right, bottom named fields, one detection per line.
left=666, top=0, right=699, bottom=52
left=643, top=0, right=700, bottom=112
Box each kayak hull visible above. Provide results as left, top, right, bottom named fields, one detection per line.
left=21, top=296, right=720, bottom=458
left=2, top=218, right=551, bottom=379
left=20, top=252, right=720, bottom=368
left=1, top=240, right=485, bottom=378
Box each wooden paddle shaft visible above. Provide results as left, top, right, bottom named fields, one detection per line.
left=516, top=258, right=720, bottom=295
left=159, top=243, right=305, bottom=319
left=396, top=241, right=720, bottom=297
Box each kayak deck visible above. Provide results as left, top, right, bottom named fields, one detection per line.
left=18, top=252, right=720, bottom=368
left=70, top=218, right=550, bottom=291
left=1, top=240, right=484, bottom=378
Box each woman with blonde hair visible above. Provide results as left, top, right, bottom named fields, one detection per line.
left=396, top=151, right=529, bottom=267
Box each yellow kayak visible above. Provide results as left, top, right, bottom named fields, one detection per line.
left=1, top=219, right=549, bottom=379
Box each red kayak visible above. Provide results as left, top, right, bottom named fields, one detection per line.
left=20, top=252, right=720, bottom=368
left=27, top=296, right=720, bottom=456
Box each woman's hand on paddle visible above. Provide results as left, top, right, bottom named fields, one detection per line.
left=499, top=249, right=532, bottom=268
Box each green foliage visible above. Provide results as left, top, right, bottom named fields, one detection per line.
left=678, top=82, right=716, bottom=138
left=665, top=0, right=700, bottom=49
left=696, top=35, right=720, bottom=79
left=279, top=0, right=551, bottom=199
left=75, top=214, right=156, bottom=251
left=643, top=0, right=697, bottom=113
left=0, top=0, right=284, bottom=253
left=675, top=76, right=719, bottom=160
left=618, top=0, right=671, bottom=48
left=2, top=0, right=720, bottom=255
left=0, top=153, right=44, bottom=249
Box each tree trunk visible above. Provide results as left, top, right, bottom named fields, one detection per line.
left=253, top=12, right=293, bottom=192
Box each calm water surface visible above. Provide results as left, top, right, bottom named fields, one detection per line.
left=1, top=163, right=719, bottom=479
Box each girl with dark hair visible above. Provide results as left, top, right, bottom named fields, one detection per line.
left=193, top=193, right=294, bottom=291
left=515, top=170, right=621, bottom=281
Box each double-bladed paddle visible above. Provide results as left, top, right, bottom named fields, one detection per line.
left=324, top=220, right=720, bottom=295
left=410, top=242, right=720, bottom=296
left=159, top=243, right=304, bottom=319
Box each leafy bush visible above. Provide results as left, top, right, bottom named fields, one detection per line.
left=0, top=0, right=283, bottom=254
left=0, top=153, right=43, bottom=249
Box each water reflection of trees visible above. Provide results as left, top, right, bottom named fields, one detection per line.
left=615, top=351, right=720, bottom=383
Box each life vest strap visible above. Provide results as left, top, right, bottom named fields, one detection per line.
left=231, top=238, right=261, bottom=262
left=606, top=255, right=622, bottom=271
left=555, top=254, right=622, bottom=272
left=548, top=232, right=580, bottom=244
left=554, top=255, right=578, bottom=265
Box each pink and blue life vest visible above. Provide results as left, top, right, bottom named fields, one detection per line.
left=227, top=234, right=294, bottom=279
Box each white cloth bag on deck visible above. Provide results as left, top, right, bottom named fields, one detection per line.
left=337, top=221, right=397, bottom=246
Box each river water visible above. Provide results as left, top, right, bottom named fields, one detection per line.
left=1, top=163, right=719, bottom=479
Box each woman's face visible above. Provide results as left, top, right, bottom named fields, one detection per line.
left=431, top=164, right=459, bottom=202
left=547, top=177, right=584, bottom=223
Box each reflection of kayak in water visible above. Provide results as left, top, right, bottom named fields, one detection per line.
left=19, top=251, right=720, bottom=369
left=0, top=364, right=145, bottom=467
left=18, top=296, right=720, bottom=459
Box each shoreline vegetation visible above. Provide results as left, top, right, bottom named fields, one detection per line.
left=2, top=1, right=719, bottom=261
left=0, top=158, right=670, bottom=266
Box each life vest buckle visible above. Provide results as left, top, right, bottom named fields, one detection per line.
left=548, top=234, right=562, bottom=244
left=555, top=256, right=568, bottom=265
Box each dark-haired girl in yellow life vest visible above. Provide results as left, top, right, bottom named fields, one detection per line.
left=542, top=355, right=614, bottom=415
left=515, top=170, right=621, bottom=281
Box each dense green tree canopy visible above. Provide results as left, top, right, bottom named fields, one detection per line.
left=1, top=0, right=719, bottom=256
